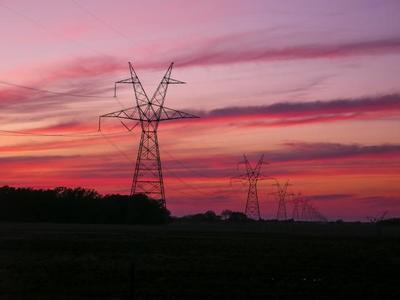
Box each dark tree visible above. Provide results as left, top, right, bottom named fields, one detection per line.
left=225, top=211, right=249, bottom=222
left=179, top=210, right=221, bottom=222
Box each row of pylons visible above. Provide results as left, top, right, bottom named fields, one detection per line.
left=233, top=154, right=327, bottom=222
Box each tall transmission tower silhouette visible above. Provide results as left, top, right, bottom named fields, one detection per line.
left=232, top=154, right=268, bottom=220
left=292, top=192, right=302, bottom=220
left=274, top=180, right=291, bottom=220
left=99, top=62, right=198, bottom=207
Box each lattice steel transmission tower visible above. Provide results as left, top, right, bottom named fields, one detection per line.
left=292, top=192, right=303, bottom=220
left=232, top=154, right=268, bottom=220
left=299, top=197, right=327, bottom=222
left=99, top=62, right=198, bottom=207
left=274, top=180, right=291, bottom=220
left=367, top=211, right=388, bottom=223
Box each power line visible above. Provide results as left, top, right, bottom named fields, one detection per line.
left=99, top=131, right=210, bottom=197
left=70, top=0, right=136, bottom=45
left=99, top=128, right=209, bottom=198
left=99, top=130, right=207, bottom=198
left=0, top=3, right=132, bottom=109
left=0, top=3, right=141, bottom=111
left=0, top=128, right=130, bottom=138
left=162, top=150, right=220, bottom=197
left=99, top=131, right=135, bottom=163
left=0, top=80, right=111, bottom=99
left=0, top=2, right=110, bottom=57
left=163, top=149, right=208, bottom=179
left=162, top=164, right=211, bottom=197
left=0, top=79, right=130, bottom=124
left=0, top=129, right=98, bottom=137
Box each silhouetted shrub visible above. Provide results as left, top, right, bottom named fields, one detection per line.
left=226, top=211, right=249, bottom=222
left=179, top=210, right=221, bottom=222
left=221, top=209, right=233, bottom=220
left=177, top=210, right=251, bottom=223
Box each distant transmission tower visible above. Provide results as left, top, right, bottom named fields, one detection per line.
left=232, top=154, right=268, bottom=220
left=292, top=192, right=302, bottom=220
left=274, top=180, right=291, bottom=220
left=99, top=62, right=198, bottom=207
left=299, top=197, right=327, bottom=222
left=367, top=211, right=388, bottom=223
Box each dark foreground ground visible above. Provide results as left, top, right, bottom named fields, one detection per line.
left=0, top=222, right=399, bottom=300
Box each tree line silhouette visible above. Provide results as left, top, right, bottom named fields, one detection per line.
left=1, top=185, right=399, bottom=226
left=176, top=210, right=250, bottom=222
left=0, top=186, right=255, bottom=225
left=0, top=186, right=170, bottom=224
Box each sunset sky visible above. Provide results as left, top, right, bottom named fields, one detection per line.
left=0, top=0, right=399, bottom=220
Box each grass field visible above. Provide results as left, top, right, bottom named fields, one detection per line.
left=0, top=222, right=399, bottom=299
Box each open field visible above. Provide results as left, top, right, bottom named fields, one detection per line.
left=0, top=222, right=399, bottom=299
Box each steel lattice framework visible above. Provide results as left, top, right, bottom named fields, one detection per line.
left=232, top=154, right=268, bottom=220
left=293, top=196, right=327, bottom=222
left=291, top=192, right=302, bottom=220
left=301, top=200, right=328, bottom=222
left=274, top=180, right=291, bottom=220
left=99, top=62, right=198, bottom=207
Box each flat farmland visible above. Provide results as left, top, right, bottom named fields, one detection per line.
left=0, top=222, right=399, bottom=299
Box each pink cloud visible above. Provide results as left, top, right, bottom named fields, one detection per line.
left=171, top=34, right=400, bottom=68
left=160, top=94, right=400, bottom=130
left=4, top=32, right=400, bottom=96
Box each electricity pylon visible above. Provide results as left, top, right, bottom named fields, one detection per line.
left=299, top=197, right=327, bottom=222
left=292, top=192, right=302, bottom=220
left=232, top=154, right=268, bottom=220
left=99, top=62, right=198, bottom=207
left=367, top=211, right=388, bottom=223
left=274, top=180, right=291, bottom=220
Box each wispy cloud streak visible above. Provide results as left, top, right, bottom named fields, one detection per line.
left=178, top=94, right=400, bottom=127
left=172, top=34, right=400, bottom=68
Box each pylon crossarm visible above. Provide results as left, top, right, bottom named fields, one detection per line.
left=155, top=105, right=199, bottom=121
left=98, top=107, right=142, bottom=131
left=100, top=106, right=146, bottom=121
left=114, top=78, right=133, bottom=97
left=167, top=78, right=185, bottom=84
